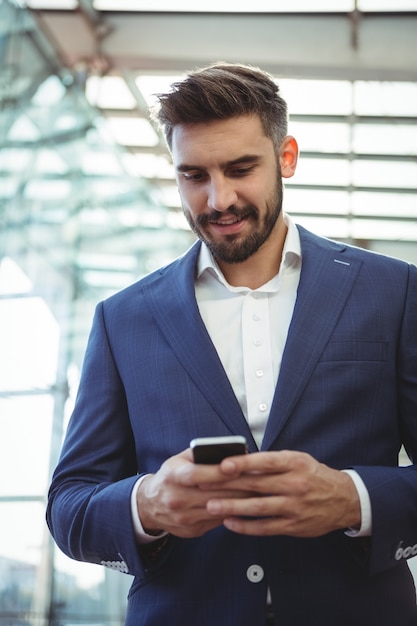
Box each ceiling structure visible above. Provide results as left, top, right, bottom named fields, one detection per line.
left=31, top=3, right=417, bottom=81
left=1, top=0, right=417, bottom=366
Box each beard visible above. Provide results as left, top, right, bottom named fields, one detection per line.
left=183, top=175, right=283, bottom=265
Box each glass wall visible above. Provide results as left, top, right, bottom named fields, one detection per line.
left=0, top=1, right=192, bottom=623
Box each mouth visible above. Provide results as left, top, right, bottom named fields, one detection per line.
left=198, top=206, right=256, bottom=235
left=206, top=212, right=250, bottom=236
left=209, top=214, right=244, bottom=226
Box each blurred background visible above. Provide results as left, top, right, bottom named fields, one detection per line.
left=1, top=1, right=417, bottom=624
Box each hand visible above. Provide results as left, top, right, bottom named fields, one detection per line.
left=204, top=450, right=361, bottom=537
left=136, top=448, right=252, bottom=539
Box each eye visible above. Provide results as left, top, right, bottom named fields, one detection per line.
left=230, top=165, right=255, bottom=177
left=182, top=171, right=206, bottom=182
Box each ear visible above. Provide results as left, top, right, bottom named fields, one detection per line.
left=279, top=136, right=298, bottom=179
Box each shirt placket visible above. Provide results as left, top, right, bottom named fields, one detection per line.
left=241, top=291, right=275, bottom=448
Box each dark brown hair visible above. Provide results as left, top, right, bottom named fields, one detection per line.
left=150, top=62, right=288, bottom=150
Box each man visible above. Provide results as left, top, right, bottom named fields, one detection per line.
left=47, top=63, right=417, bottom=625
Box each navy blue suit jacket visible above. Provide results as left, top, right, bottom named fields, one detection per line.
left=47, top=226, right=417, bottom=625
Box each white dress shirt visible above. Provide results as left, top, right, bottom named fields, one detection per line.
left=132, top=215, right=371, bottom=540
left=195, top=214, right=301, bottom=449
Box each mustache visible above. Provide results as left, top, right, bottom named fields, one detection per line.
left=196, top=205, right=258, bottom=227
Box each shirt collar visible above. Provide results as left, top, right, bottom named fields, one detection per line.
left=196, top=213, right=302, bottom=288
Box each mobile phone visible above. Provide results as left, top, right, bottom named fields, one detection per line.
left=190, top=435, right=248, bottom=464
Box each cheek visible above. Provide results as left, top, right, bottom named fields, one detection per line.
left=179, top=186, right=206, bottom=212
left=242, top=182, right=267, bottom=207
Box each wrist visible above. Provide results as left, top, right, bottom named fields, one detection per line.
left=342, top=469, right=372, bottom=537
left=136, top=474, right=165, bottom=536
left=339, top=470, right=362, bottom=529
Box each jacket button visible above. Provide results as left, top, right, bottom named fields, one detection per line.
left=247, top=564, right=264, bottom=583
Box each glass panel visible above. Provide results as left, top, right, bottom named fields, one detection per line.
left=23, top=179, right=73, bottom=200
left=0, top=148, right=33, bottom=173
left=296, top=214, right=417, bottom=242
left=281, top=80, right=353, bottom=115
left=290, top=122, right=351, bottom=153
left=284, top=189, right=351, bottom=214
left=32, top=75, right=67, bottom=107
left=53, top=548, right=107, bottom=622
left=352, top=191, right=417, bottom=217
left=0, top=177, right=19, bottom=198
left=351, top=160, right=417, bottom=188
left=136, top=75, right=186, bottom=107
left=351, top=218, right=417, bottom=241
left=8, top=114, right=41, bottom=142
left=359, top=0, right=417, bottom=9
left=0, top=502, right=126, bottom=626
left=153, top=184, right=180, bottom=209
left=0, top=257, right=32, bottom=294
left=0, top=395, right=53, bottom=496
left=295, top=216, right=352, bottom=239
left=81, top=150, right=124, bottom=176
left=105, top=117, right=159, bottom=147
left=372, top=241, right=417, bottom=265
left=35, top=149, right=69, bottom=174
left=290, top=157, right=351, bottom=187
left=86, top=76, right=137, bottom=110
left=123, top=153, right=175, bottom=179
left=0, top=501, right=48, bottom=622
left=354, top=82, right=417, bottom=116
left=0, top=296, right=59, bottom=392
left=353, top=124, right=417, bottom=155
left=26, top=1, right=78, bottom=7
left=0, top=502, right=46, bottom=564
left=94, top=0, right=354, bottom=11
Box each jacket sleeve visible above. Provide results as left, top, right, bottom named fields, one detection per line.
left=353, top=262, right=417, bottom=574
left=46, top=301, right=153, bottom=577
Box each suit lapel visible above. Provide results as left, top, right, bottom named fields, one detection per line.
left=142, top=229, right=365, bottom=450
left=262, top=227, right=363, bottom=449
left=142, top=242, right=254, bottom=444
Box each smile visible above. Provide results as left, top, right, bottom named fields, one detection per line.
left=209, top=215, right=243, bottom=226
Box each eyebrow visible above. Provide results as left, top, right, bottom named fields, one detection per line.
left=176, top=154, right=261, bottom=173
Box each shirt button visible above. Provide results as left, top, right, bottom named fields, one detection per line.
left=252, top=314, right=260, bottom=321
left=255, top=369, right=264, bottom=378
left=247, top=564, right=264, bottom=583
left=259, top=403, right=268, bottom=412
left=253, top=339, right=262, bottom=346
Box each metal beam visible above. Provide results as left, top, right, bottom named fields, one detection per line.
left=31, top=9, right=417, bottom=81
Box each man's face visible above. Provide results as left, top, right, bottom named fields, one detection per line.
left=171, top=114, right=284, bottom=264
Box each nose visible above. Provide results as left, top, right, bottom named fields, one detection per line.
left=207, top=176, right=238, bottom=212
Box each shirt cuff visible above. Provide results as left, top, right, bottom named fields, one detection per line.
left=131, top=475, right=168, bottom=544
left=342, top=469, right=372, bottom=537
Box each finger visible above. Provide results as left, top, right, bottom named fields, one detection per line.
left=202, top=470, right=296, bottom=496
left=176, top=448, right=194, bottom=461
left=222, top=511, right=334, bottom=538
left=223, top=515, right=295, bottom=536
left=179, top=460, right=241, bottom=487
left=207, top=495, right=280, bottom=518
left=220, top=449, right=303, bottom=475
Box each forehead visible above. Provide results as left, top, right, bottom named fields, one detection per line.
left=171, top=114, right=273, bottom=167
